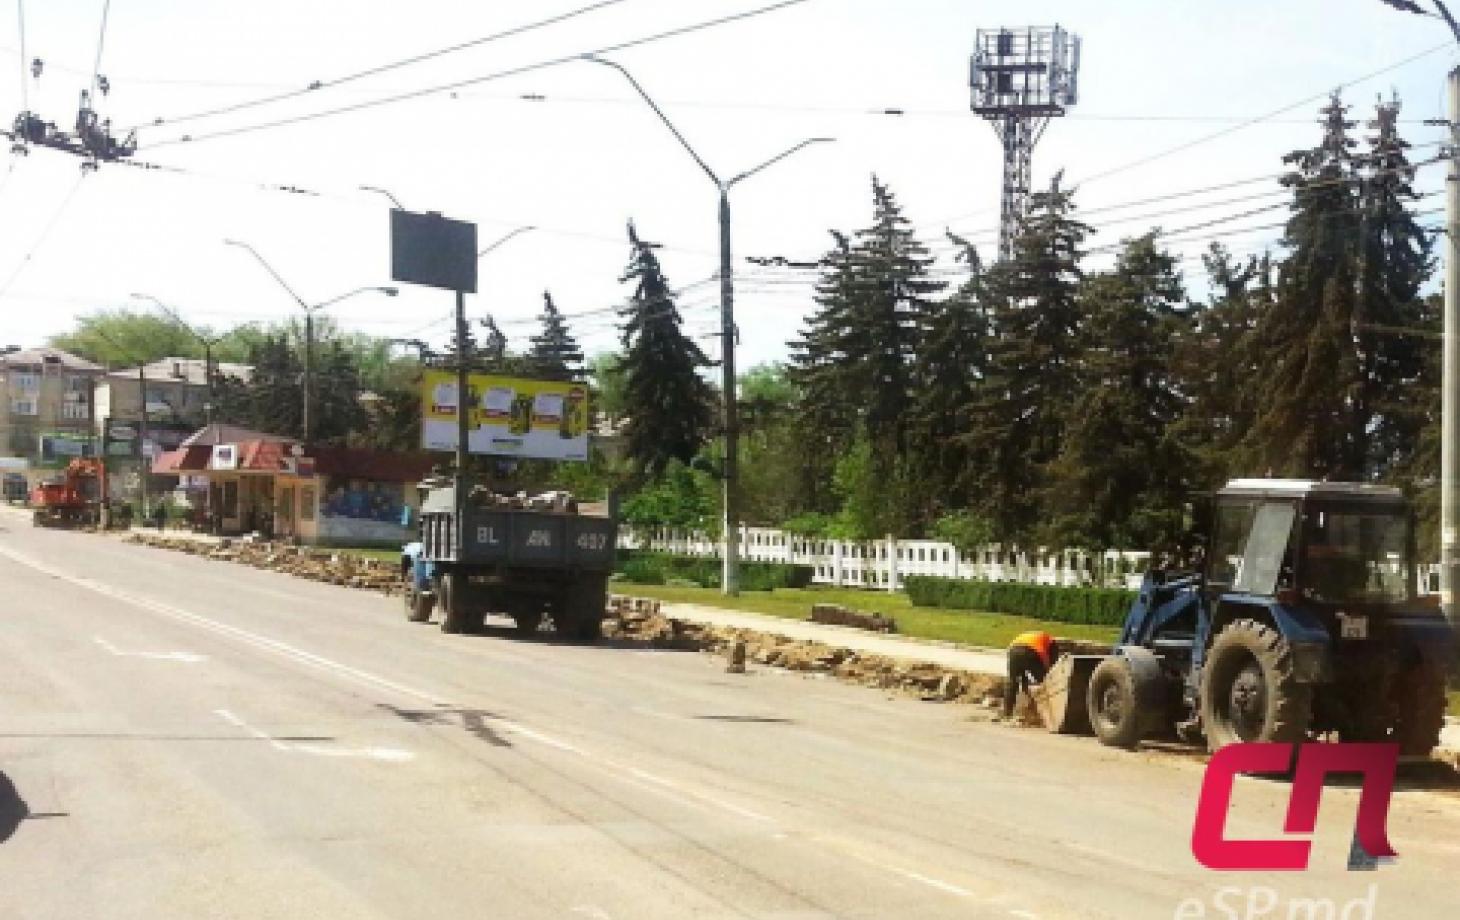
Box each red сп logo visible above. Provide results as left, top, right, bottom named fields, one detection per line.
left=1192, top=743, right=1399, bottom=871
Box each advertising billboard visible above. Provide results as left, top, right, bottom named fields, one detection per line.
left=421, top=371, right=589, bottom=461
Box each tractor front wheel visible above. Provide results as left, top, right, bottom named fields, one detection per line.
left=1088, top=657, right=1143, bottom=749
left=1200, top=619, right=1312, bottom=752
left=1393, top=664, right=1448, bottom=757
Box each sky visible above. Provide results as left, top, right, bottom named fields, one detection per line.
left=0, top=0, right=1456, bottom=372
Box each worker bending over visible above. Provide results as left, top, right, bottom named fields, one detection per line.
left=1003, top=630, right=1058, bottom=719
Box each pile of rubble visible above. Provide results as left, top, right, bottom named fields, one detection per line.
left=809, top=602, right=897, bottom=633
left=605, top=595, right=1002, bottom=705
left=124, top=534, right=402, bottom=593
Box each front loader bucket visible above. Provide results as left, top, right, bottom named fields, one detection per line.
left=1031, top=655, right=1101, bottom=735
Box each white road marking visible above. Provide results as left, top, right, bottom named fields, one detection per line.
left=0, top=545, right=448, bottom=707
left=214, top=709, right=414, bottom=762
left=93, top=635, right=208, bottom=663
left=891, top=868, right=974, bottom=898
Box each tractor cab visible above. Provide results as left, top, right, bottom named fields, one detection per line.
left=1205, top=479, right=1416, bottom=614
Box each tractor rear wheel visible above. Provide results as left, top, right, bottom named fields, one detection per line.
left=1200, top=618, right=1312, bottom=752
left=511, top=609, right=544, bottom=637
left=1088, top=657, right=1143, bottom=749
left=1393, top=664, right=1448, bottom=757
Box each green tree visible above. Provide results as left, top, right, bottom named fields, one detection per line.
left=50, top=309, right=205, bottom=365
left=1241, top=93, right=1362, bottom=478
left=1042, top=233, right=1192, bottom=553
left=528, top=292, right=585, bottom=381
left=619, top=460, right=718, bottom=532
left=909, top=231, right=989, bottom=525
left=617, top=222, right=714, bottom=478
left=965, top=174, right=1091, bottom=543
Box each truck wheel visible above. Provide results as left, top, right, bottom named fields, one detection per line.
left=1088, top=658, right=1143, bottom=749
left=512, top=610, right=543, bottom=637
left=1393, top=664, right=1448, bottom=756
left=402, top=574, right=433, bottom=623
left=438, top=572, right=470, bottom=635
left=1200, top=619, right=1312, bottom=752
left=559, top=577, right=606, bottom=641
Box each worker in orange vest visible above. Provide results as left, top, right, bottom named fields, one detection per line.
left=1002, top=630, right=1058, bottom=719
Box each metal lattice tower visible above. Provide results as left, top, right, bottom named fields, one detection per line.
left=970, top=26, right=1081, bottom=261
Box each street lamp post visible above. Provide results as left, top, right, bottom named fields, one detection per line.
left=1379, top=0, right=1460, bottom=625
left=131, top=292, right=226, bottom=425
left=223, top=239, right=396, bottom=446
left=583, top=54, right=832, bottom=596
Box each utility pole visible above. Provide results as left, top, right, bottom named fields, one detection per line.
left=1381, top=0, right=1460, bottom=624
left=132, top=293, right=227, bottom=425
left=1444, top=63, right=1459, bottom=622
left=583, top=54, right=832, bottom=596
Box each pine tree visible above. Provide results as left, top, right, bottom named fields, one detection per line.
left=964, top=173, right=1091, bottom=543
left=528, top=291, right=585, bottom=380
left=617, top=222, right=714, bottom=478
left=1042, top=233, right=1192, bottom=553
left=845, top=177, right=945, bottom=459
left=1357, top=94, right=1436, bottom=478
left=477, top=316, right=508, bottom=364
left=908, top=231, right=989, bottom=523
left=1171, top=244, right=1271, bottom=487
left=1241, top=92, right=1362, bottom=477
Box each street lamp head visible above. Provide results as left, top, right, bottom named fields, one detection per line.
left=359, top=185, right=407, bottom=210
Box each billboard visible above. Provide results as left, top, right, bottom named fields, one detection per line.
left=390, top=210, right=477, bottom=293
left=421, top=371, right=589, bottom=461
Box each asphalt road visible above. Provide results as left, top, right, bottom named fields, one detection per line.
left=1, top=518, right=1457, bottom=920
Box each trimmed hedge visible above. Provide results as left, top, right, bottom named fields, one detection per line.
left=904, top=575, right=1135, bottom=627
left=615, top=551, right=814, bottom=592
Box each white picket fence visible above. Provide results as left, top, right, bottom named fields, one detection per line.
left=621, top=526, right=1446, bottom=595
left=621, top=526, right=1152, bottom=591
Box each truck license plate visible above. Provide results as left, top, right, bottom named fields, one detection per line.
left=1340, top=615, right=1368, bottom=640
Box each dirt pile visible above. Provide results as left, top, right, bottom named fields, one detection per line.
left=809, top=603, right=897, bottom=633
left=124, top=534, right=402, bottom=593
left=606, top=594, right=1002, bottom=704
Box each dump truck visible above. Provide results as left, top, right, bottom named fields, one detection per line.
left=400, top=480, right=617, bottom=640
left=1038, top=479, right=1456, bottom=757
left=30, top=458, right=105, bottom=528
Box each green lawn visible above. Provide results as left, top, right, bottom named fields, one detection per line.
left=615, top=582, right=1121, bottom=650
left=331, top=546, right=402, bottom=564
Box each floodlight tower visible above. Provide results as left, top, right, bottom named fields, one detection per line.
left=970, top=26, right=1081, bottom=261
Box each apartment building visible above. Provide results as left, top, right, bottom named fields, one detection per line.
left=94, top=357, right=253, bottom=436
left=0, top=347, right=105, bottom=482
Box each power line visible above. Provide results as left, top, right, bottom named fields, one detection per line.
left=0, top=173, right=87, bottom=302
left=142, top=0, right=815, bottom=148
left=90, top=0, right=112, bottom=102
left=128, top=0, right=636, bottom=132
left=1070, top=40, right=1455, bottom=190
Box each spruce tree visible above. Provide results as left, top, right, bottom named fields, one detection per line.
left=908, top=231, right=988, bottom=523
left=528, top=291, right=585, bottom=380
left=1357, top=95, right=1436, bottom=478
left=1042, top=233, right=1192, bottom=553
left=964, top=173, right=1091, bottom=543
left=617, top=222, right=714, bottom=478
left=1241, top=93, right=1362, bottom=477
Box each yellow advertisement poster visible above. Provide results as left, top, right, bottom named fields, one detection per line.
left=421, top=371, right=590, bottom=461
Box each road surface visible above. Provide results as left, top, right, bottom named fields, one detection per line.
left=1, top=518, right=1457, bottom=919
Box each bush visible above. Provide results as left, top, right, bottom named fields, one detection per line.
left=615, top=551, right=813, bottom=592
left=904, top=576, right=1135, bottom=628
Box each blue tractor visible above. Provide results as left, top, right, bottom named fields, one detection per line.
left=1075, top=479, right=1456, bottom=755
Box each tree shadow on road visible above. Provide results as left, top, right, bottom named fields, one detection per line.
left=1, top=769, right=28, bottom=844
left=377, top=703, right=512, bottom=748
